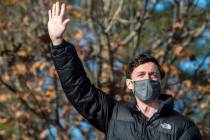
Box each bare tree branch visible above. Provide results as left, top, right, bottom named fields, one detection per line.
left=105, top=0, right=124, bottom=33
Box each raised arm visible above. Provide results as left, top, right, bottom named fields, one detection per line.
left=48, top=2, right=116, bottom=133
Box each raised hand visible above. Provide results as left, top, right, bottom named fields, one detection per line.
left=48, top=2, right=70, bottom=46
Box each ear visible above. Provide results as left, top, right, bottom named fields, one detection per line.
left=126, top=79, right=134, bottom=90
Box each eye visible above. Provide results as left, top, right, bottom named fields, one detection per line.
left=137, top=73, right=145, bottom=77
left=151, top=73, right=160, bottom=79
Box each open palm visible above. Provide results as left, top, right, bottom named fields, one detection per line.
left=48, top=2, right=70, bottom=45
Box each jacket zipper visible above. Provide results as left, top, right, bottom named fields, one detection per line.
left=141, top=117, right=147, bottom=140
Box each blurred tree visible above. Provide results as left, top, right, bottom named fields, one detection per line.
left=0, top=0, right=210, bottom=139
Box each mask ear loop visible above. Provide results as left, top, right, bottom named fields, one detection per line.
left=130, top=80, right=135, bottom=96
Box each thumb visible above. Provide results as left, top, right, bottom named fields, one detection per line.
left=63, top=19, right=70, bottom=27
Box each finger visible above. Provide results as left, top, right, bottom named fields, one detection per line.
left=55, top=2, right=60, bottom=16
left=52, top=3, right=56, bottom=16
left=60, top=3, right=65, bottom=18
left=63, top=19, right=70, bottom=27
left=48, top=10, right=52, bottom=20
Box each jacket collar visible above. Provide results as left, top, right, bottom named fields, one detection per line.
left=130, top=94, right=174, bottom=116
left=158, top=94, right=174, bottom=115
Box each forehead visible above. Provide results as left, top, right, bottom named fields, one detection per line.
left=131, top=62, right=159, bottom=74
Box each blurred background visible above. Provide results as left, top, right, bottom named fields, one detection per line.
left=0, top=0, right=210, bottom=139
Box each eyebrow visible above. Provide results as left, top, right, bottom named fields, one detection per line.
left=136, top=71, right=159, bottom=74
left=149, top=71, right=159, bottom=74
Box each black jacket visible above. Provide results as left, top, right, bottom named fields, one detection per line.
left=51, top=41, right=202, bottom=140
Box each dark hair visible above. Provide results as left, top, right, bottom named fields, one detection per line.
left=126, top=53, right=165, bottom=79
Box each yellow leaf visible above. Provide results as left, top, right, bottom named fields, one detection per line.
left=40, top=62, right=47, bottom=70
left=66, top=5, right=72, bottom=11
left=0, top=130, right=6, bottom=136
left=200, top=102, right=208, bottom=109
left=178, top=90, right=184, bottom=97
left=23, top=136, right=30, bottom=140
left=38, top=78, right=44, bottom=87
left=14, top=63, right=27, bottom=75
left=183, top=80, right=191, bottom=89
left=34, top=87, right=42, bottom=93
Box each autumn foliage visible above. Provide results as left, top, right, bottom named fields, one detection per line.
left=0, top=0, right=210, bottom=140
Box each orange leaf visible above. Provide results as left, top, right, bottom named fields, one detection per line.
left=34, top=95, right=42, bottom=102
left=162, top=64, right=169, bottom=73
left=154, top=50, right=165, bottom=58
left=30, top=62, right=41, bottom=74
left=2, top=72, right=10, bottom=81
left=73, top=10, right=81, bottom=18
left=75, top=29, right=84, bottom=41
left=208, top=95, right=210, bottom=101
left=23, top=16, right=29, bottom=26
left=173, top=22, right=184, bottom=30
left=45, top=89, right=55, bottom=98
left=17, top=50, right=27, bottom=57
left=0, top=56, right=3, bottom=65
left=6, top=0, right=16, bottom=4
left=14, top=63, right=27, bottom=75
left=0, top=94, right=11, bottom=102
left=0, top=117, right=11, bottom=124
left=174, top=45, right=184, bottom=55
left=39, top=129, right=48, bottom=139
left=15, top=111, right=22, bottom=118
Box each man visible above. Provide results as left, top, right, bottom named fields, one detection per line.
left=48, top=2, right=202, bottom=140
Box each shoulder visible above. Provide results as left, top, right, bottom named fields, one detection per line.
left=169, top=111, right=201, bottom=139
left=112, top=101, right=134, bottom=121
left=162, top=110, right=200, bottom=137
left=169, top=110, right=195, bottom=127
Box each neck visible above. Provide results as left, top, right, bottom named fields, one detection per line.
left=136, top=98, right=160, bottom=119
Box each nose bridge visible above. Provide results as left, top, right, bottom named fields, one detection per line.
left=146, top=72, right=151, bottom=79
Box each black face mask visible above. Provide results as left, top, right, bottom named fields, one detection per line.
left=133, top=79, right=161, bottom=102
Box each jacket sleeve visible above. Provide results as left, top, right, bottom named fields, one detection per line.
left=51, top=41, right=116, bottom=133
left=178, top=125, right=202, bottom=140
